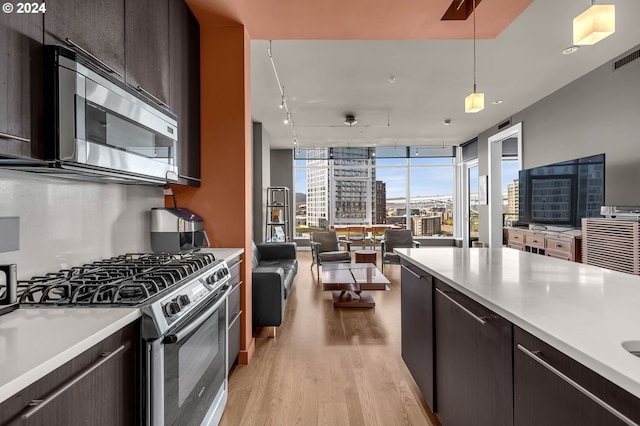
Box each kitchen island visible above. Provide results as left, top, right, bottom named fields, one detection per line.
left=396, top=247, right=640, bottom=426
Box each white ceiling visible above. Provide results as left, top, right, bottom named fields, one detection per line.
left=250, top=0, right=640, bottom=150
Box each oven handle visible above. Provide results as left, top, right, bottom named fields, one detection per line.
left=163, top=284, right=231, bottom=344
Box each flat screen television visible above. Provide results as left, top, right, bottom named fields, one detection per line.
left=518, top=153, right=605, bottom=228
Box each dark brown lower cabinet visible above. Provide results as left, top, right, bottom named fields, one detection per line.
left=434, top=279, right=513, bottom=426
left=400, top=259, right=435, bottom=411
left=514, top=326, right=640, bottom=426
left=0, top=321, right=138, bottom=426
left=227, top=254, right=243, bottom=371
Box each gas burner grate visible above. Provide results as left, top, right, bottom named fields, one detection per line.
left=13, top=251, right=217, bottom=306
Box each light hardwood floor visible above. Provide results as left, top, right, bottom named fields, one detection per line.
left=220, top=251, right=439, bottom=426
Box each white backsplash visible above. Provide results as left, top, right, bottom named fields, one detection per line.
left=0, top=169, right=164, bottom=279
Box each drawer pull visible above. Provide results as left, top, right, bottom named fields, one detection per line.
left=401, top=265, right=423, bottom=279
left=517, top=344, right=638, bottom=426
left=0, top=132, right=30, bottom=143
left=555, top=244, right=563, bottom=247
left=436, top=288, right=486, bottom=325
left=21, top=344, right=127, bottom=420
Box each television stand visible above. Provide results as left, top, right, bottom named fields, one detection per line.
left=505, top=227, right=582, bottom=262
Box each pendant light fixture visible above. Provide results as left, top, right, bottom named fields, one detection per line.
left=465, top=0, right=484, bottom=113
left=573, top=1, right=615, bottom=46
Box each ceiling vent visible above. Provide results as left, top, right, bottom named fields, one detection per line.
left=498, top=119, right=511, bottom=130
left=614, top=48, right=640, bottom=71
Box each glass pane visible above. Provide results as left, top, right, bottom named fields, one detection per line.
left=294, top=167, right=310, bottom=239
left=375, top=158, right=407, bottom=166
left=375, top=167, right=407, bottom=227
left=410, top=157, right=454, bottom=166
left=373, top=147, right=408, bottom=158
left=409, top=166, right=454, bottom=236
left=502, top=159, right=519, bottom=227
left=296, top=164, right=329, bottom=238
left=294, top=148, right=329, bottom=160
left=469, top=165, right=479, bottom=242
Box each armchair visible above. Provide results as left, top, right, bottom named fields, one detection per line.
left=310, top=230, right=352, bottom=276
left=381, top=229, right=420, bottom=272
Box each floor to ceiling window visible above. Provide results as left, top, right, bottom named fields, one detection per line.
left=293, top=147, right=455, bottom=239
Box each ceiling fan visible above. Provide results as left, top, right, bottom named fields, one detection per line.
left=296, top=114, right=391, bottom=128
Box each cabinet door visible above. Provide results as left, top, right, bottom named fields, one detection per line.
left=169, top=0, right=201, bottom=186
left=0, top=12, right=42, bottom=158
left=44, top=0, right=125, bottom=77
left=400, top=261, right=435, bottom=411
left=514, top=326, right=640, bottom=426
left=0, top=322, right=138, bottom=426
left=125, top=0, right=169, bottom=105
left=435, top=279, right=513, bottom=426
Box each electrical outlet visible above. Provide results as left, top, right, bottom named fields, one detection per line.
left=0, top=217, right=19, bottom=253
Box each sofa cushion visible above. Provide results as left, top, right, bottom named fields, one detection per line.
left=251, top=241, right=261, bottom=269
left=319, top=251, right=351, bottom=263
left=258, top=258, right=298, bottom=275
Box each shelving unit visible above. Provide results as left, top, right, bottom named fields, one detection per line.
left=265, top=186, right=291, bottom=242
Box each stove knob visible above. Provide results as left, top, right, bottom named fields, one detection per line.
left=178, top=294, right=191, bottom=307
left=163, top=301, right=181, bottom=318
left=207, top=274, right=218, bottom=284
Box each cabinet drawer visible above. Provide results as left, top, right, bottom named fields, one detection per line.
left=508, top=241, right=525, bottom=251
left=546, top=237, right=572, bottom=253
left=228, top=283, right=241, bottom=319
left=525, top=235, right=545, bottom=248
left=546, top=250, right=573, bottom=261
left=508, top=231, right=525, bottom=243
left=514, top=326, right=640, bottom=425
left=228, top=258, right=241, bottom=281
left=228, top=310, right=241, bottom=371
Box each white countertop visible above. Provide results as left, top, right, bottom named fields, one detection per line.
left=201, top=247, right=244, bottom=262
left=395, top=247, right=640, bottom=399
left=0, top=307, right=140, bottom=404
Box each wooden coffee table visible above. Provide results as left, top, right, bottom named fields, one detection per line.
left=321, top=263, right=390, bottom=308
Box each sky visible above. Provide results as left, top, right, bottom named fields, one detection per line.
left=295, top=158, right=521, bottom=199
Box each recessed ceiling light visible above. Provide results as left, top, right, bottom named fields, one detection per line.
left=562, top=45, right=580, bottom=55
left=388, top=75, right=396, bottom=84
left=493, top=99, right=504, bottom=105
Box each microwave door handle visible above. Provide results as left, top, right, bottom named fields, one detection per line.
left=163, top=285, right=230, bottom=344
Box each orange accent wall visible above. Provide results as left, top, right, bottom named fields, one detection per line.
left=170, top=22, right=255, bottom=364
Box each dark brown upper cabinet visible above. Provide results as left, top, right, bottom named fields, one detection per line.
left=44, top=0, right=125, bottom=78
left=125, top=0, right=170, bottom=106
left=169, top=0, right=201, bottom=186
left=0, top=13, right=42, bottom=159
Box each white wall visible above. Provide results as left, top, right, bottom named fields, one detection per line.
left=0, top=170, right=164, bottom=279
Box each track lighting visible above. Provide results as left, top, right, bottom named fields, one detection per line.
left=284, top=113, right=290, bottom=125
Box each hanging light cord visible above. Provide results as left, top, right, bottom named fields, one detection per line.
left=473, top=0, right=477, bottom=93
left=268, top=40, right=299, bottom=145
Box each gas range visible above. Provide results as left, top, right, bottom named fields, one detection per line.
left=10, top=251, right=231, bottom=335
left=3, top=250, right=233, bottom=426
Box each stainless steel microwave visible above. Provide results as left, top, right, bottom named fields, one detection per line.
left=42, top=45, right=178, bottom=184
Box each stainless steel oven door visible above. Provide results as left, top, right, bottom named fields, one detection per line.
left=147, top=285, right=230, bottom=426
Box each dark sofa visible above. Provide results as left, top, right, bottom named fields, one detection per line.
left=251, top=241, right=298, bottom=336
